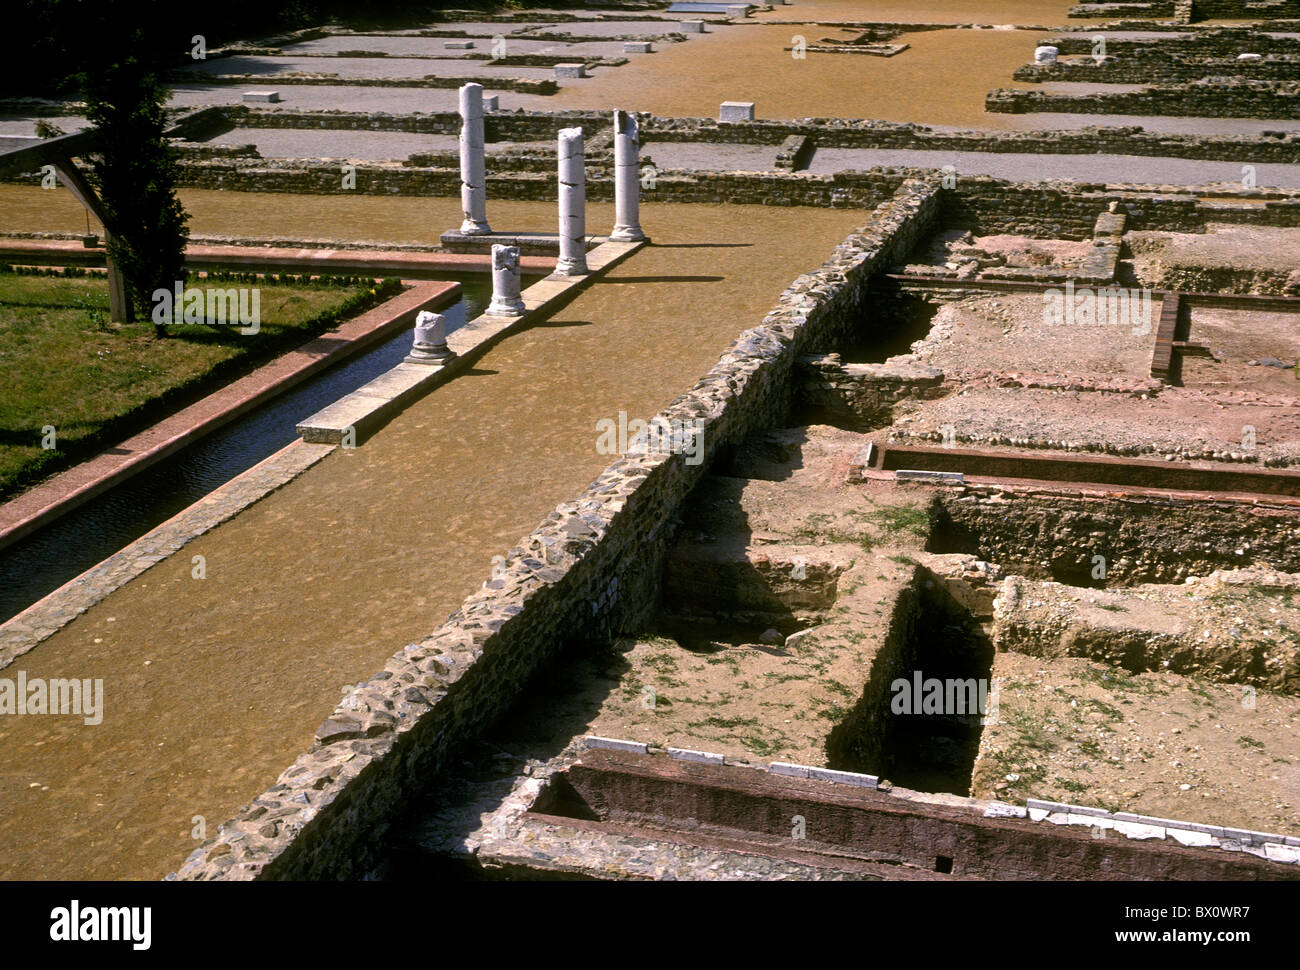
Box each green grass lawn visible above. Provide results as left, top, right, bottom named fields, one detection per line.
left=0, top=270, right=398, bottom=501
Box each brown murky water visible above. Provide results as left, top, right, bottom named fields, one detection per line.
left=0, top=195, right=865, bottom=879
left=752, top=0, right=1076, bottom=23
left=0, top=185, right=566, bottom=243
left=551, top=23, right=1052, bottom=126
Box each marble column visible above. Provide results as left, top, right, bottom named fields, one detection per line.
left=556, top=127, right=587, bottom=276
left=487, top=244, right=526, bottom=316
left=611, top=110, right=644, bottom=242
left=406, top=310, right=454, bottom=363
left=459, top=83, right=491, bottom=234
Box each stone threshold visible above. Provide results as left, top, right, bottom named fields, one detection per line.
left=297, top=237, right=646, bottom=444
left=0, top=279, right=459, bottom=552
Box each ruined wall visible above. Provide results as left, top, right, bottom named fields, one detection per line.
left=930, top=485, right=1300, bottom=586
left=987, top=79, right=1300, bottom=119
left=172, top=179, right=942, bottom=881
left=222, top=107, right=1300, bottom=163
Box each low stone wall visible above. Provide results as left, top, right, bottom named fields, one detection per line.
left=1014, top=54, right=1299, bottom=83
left=1048, top=28, right=1300, bottom=58
left=930, top=484, right=1300, bottom=586
left=171, top=178, right=942, bottom=880
left=796, top=354, right=944, bottom=428
left=1191, top=0, right=1300, bottom=18
left=224, top=106, right=1300, bottom=163
left=180, top=72, right=560, bottom=95
left=987, top=79, right=1300, bottom=119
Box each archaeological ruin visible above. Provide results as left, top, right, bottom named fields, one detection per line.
left=1, top=0, right=1299, bottom=903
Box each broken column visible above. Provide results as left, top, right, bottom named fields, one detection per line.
left=406, top=310, right=455, bottom=363
left=1033, top=46, right=1058, bottom=65
left=611, top=109, right=644, bottom=242
left=556, top=126, right=587, bottom=276
left=458, top=82, right=491, bottom=235
left=487, top=244, right=526, bottom=315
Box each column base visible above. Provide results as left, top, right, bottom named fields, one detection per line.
left=486, top=298, right=527, bottom=316
left=554, top=257, right=589, bottom=276
left=459, top=220, right=492, bottom=235
left=610, top=225, right=645, bottom=242
left=405, top=346, right=456, bottom=364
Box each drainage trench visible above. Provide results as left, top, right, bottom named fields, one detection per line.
left=828, top=568, right=993, bottom=796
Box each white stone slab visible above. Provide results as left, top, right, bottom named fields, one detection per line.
left=720, top=101, right=755, bottom=122
left=681, top=20, right=707, bottom=32
left=624, top=42, right=654, bottom=53
left=1264, top=843, right=1300, bottom=864
left=769, top=761, right=811, bottom=778
left=668, top=747, right=724, bottom=764
left=983, top=802, right=1028, bottom=819
left=1113, top=820, right=1166, bottom=840
left=1169, top=828, right=1215, bottom=848
left=807, top=766, right=878, bottom=788
left=555, top=63, right=588, bottom=78
left=242, top=90, right=281, bottom=103
left=583, top=736, right=649, bottom=754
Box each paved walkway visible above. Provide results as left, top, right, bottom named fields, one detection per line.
left=0, top=198, right=864, bottom=879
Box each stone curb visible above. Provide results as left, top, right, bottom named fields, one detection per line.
left=296, top=238, right=644, bottom=444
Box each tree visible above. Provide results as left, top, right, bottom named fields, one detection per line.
left=76, top=23, right=190, bottom=334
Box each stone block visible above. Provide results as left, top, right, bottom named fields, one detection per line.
left=1169, top=829, right=1215, bottom=848
left=983, top=802, right=1028, bottom=819
left=807, top=766, right=877, bottom=788
left=727, top=4, right=750, bottom=17
left=624, top=42, right=654, bottom=53
left=681, top=20, right=707, bottom=33
left=895, top=469, right=964, bottom=483
left=1264, top=843, right=1300, bottom=864
left=1033, top=46, right=1058, bottom=65
left=1026, top=798, right=1072, bottom=815
left=769, top=761, right=811, bottom=778
left=556, top=63, right=588, bottom=78
left=668, top=747, right=724, bottom=764
left=583, top=736, right=648, bottom=754
left=1113, top=820, right=1166, bottom=840
left=483, top=94, right=499, bottom=111
left=720, top=101, right=755, bottom=122
left=1237, top=52, right=1262, bottom=61
left=445, top=41, right=475, bottom=50
left=242, top=90, right=281, bottom=103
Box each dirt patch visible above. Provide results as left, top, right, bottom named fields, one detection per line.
left=973, top=652, right=1300, bottom=835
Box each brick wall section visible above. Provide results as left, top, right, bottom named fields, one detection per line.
left=171, top=179, right=942, bottom=881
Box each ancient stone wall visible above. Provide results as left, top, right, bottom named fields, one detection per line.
left=930, top=485, right=1300, bottom=586
left=987, top=79, right=1300, bottom=119
left=172, top=179, right=942, bottom=881
left=224, top=107, right=1300, bottom=163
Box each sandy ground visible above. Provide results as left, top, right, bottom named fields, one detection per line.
left=1182, top=308, right=1300, bottom=397
left=1130, top=224, right=1300, bottom=275
left=871, top=291, right=1300, bottom=463
left=975, top=653, right=1300, bottom=834
left=548, top=25, right=1051, bottom=126
left=0, top=196, right=865, bottom=880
